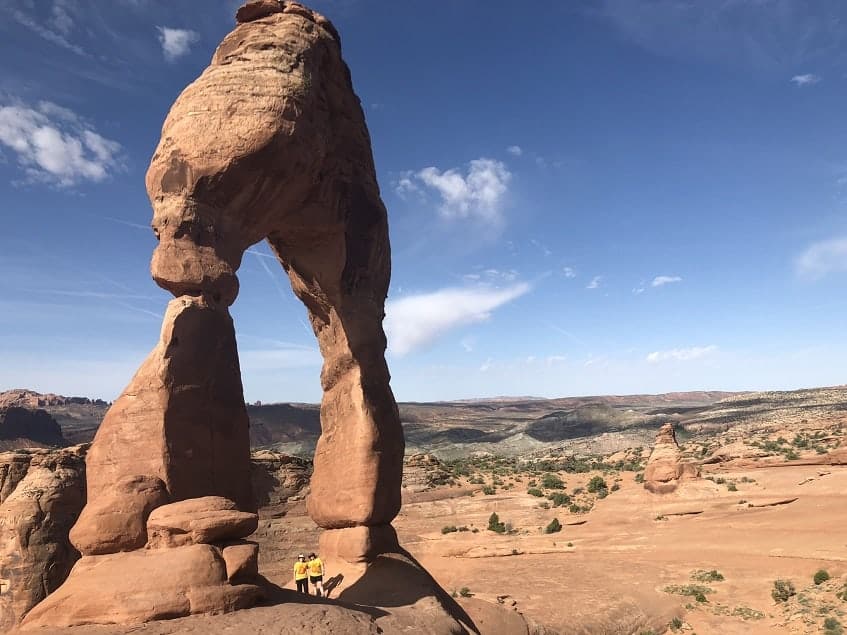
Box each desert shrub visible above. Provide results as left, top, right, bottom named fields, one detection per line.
left=714, top=477, right=726, bottom=485
left=527, top=479, right=537, bottom=487
left=825, top=617, right=844, bottom=635
left=635, top=472, right=645, bottom=483
left=538, top=502, right=550, bottom=509
left=814, top=569, right=831, bottom=585
left=587, top=476, right=608, bottom=493
left=544, top=518, right=562, bottom=534
left=596, top=488, right=609, bottom=499
left=692, top=569, right=724, bottom=582
left=459, top=587, right=472, bottom=597
left=541, top=473, right=565, bottom=489
left=727, top=482, right=738, bottom=492
left=572, top=487, right=584, bottom=495
left=611, top=483, right=620, bottom=492
left=669, top=617, right=683, bottom=631
left=783, top=449, right=800, bottom=460
left=664, top=584, right=712, bottom=603
left=792, top=434, right=810, bottom=449
left=548, top=492, right=571, bottom=507
left=441, top=525, right=458, bottom=534
left=457, top=526, right=469, bottom=532
left=837, top=584, right=847, bottom=601
left=776, top=436, right=788, bottom=445
left=771, top=579, right=796, bottom=603
left=527, top=488, right=543, bottom=497
left=482, top=486, right=496, bottom=495
left=655, top=514, right=667, bottom=521
left=487, top=512, right=506, bottom=534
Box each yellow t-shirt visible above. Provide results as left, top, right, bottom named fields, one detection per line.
left=308, top=558, right=324, bottom=577
left=294, top=561, right=309, bottom=580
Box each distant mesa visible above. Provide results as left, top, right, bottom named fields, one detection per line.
left=0, top=388, right=108, bottom=409
left=0, top=407, right=65, bottom=449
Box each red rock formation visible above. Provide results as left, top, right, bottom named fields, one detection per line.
left=0, top=445, right=87, bottom=631
left=23, top=0, right=410, bottom=628
left=643, top=423, right=700, bottom=494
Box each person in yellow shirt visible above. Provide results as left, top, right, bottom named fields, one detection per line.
left=293, top=554, right=309, bottom=594
left=307, top=552, right=325, bottom=597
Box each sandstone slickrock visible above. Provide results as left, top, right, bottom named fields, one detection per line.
left=23, top=0, right=415, bottom=627
left=0, top=445, right=87, bottom=631
left=403, top=453, right=454, bottom=493
left=643, top=423, right=700, bottom=494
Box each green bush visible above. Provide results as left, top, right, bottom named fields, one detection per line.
left=527, top=488, right=543, bottom=497
left=548, top=492, right=571, bottom=507
left=541, top=473, right=565, bottom=489
left=727, top=482, right=738, bottom=492
left=482, top=485, right=496, bottom=495
left=814, top=569, right=831, bottom=585
left=441, top=525, right=458, bottom=534
left=487, top=512, right=506, bottom=534
left=825, top=617, right=844, bottom=635
left=459, top=587, right=472, bottom=597
left=691, top=569, right=724, bottom=582
left=544, top=518, right=562, bottom=534
left=669, top=617, right=683, bottom=631
left=771, top=579, right=795, bottom=603
left=587, top=476, right=608, bottom=493
left=635, top=472, right=645, bottom=483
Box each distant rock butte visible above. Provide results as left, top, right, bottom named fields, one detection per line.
left=0, top=407, right=65, bottom=448
left=19, top=0, right=463, bottom=630
left=643, top=423, right=700, bottom=494
left=0, top=389, right=107, bottom=409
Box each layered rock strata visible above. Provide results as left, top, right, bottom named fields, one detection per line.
left=23, top=0, right=409, bottom=627
left=643, top=423, right=700, bottom=494
left=0, top=446, right=87, bottom=631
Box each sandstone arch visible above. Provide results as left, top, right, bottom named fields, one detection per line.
left=22, top=2, right=413, bottom=627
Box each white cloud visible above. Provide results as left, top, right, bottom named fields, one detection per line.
left=506, top=145, right=523, bottom=156
left=651, top=275, right=682, bottom=287
left=791, top=73, right=821, bottom=86
left=586, top=276, right=602, bottom=289
left=0, top=100, right=122, bottom=186
left=157, top=27, right=200, bottom=62
left=401, top=158, right=511, bottom=224
left=646, top=345, right=717, bottom=363
left=385, top=282, right=530, bottom=356
left=546, top=355, right=567, bottom=366
left=562, top=267, right=576, bottom=279
left=795, top=237, right=847, bottom=279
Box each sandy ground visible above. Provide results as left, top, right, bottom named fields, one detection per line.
left=365, top=463, right=844, bottom=634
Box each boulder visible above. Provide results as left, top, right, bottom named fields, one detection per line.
left=70, top=475, right=169, bottom=555
left=146, top=497, right=258, bottom=549
left=20, top=544, right=263, bottom=629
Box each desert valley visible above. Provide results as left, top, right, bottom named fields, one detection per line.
left=3, top=384, right=847, bottom=634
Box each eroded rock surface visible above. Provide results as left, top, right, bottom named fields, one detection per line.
left=643, top=423, right=699, bottom=494
left=0, top=445, right=87, bottom=631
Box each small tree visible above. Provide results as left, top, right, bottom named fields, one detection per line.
left=544, top=518, right=562, bottom=534
left=488, top=512, right=506, bottom=534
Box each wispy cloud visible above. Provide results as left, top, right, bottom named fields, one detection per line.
left=0, top=100, right=122, bottom=186
left=790, top=73, right=821, bottom=86
left=385, top=282, right=530, bottom=356
left=652, top=275, right=682, bottom=287
left=506, top=145, right=523, bottom=156
left=562, top=267, right=576, bottom=279
left=646, top=345, right=717, bottom=363
left=795, top=236, right=847, bottom=279
left=156, top=27, right=200, bottom=62
left=396, top=158, right=511, bottom=225
left=586, top=276, right=602, bottom=289
left=598, top=1, right=847, bottom=74
left=7, top=3, right=87, bottom=56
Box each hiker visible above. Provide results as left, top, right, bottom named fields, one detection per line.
left=307, top=552, right=325, bottom=597
left=294, top=554, right=309, bottom=594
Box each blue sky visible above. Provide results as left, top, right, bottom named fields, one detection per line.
left=1, top=0, right=847, bottom=402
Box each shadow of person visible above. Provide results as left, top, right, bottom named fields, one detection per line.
left=254, top=575, right=387, bottom=620
left=323, top=573, right=344, bottom=598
